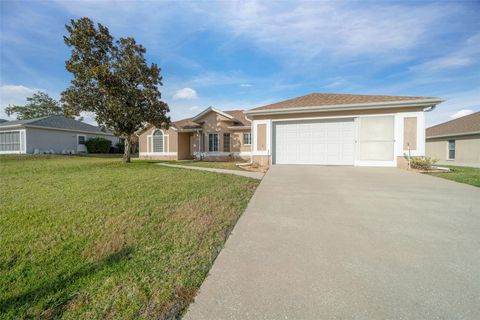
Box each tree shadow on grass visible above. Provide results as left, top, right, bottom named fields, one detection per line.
left=0, top=246, right=133, bottom=318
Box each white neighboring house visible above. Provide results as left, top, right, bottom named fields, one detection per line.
left=0, top=115, right=119, bottom=154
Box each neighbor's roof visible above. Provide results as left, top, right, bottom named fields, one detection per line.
left=426, top=112, right=480, bottom=138
left=249, top=93, right=443, bottom=112
left=0, top=119, right=8, bottom=123
left=172, top=109, right=250, bottom=130
left=0, top=115, right=111, bottom=134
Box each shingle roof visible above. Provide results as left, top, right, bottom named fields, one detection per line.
left=0, top=115, right=110, bottom=134
left=250, top=93, right=439, bottom=111
left=172, top=109, right=250, bottom=130
left=426, top=112, right=480, bottom=138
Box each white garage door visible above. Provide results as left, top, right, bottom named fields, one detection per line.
left=273, top=119, right=355, bottom=165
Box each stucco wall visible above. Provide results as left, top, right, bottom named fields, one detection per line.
left=403, top=117, right=417, bottom=150
left=426, top=134, right=480, bottom=167
left=138, top=126, right=177, bottom=153
left=25, top=128, right=118, bottom=154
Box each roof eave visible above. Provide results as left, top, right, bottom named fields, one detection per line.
left=227, top=125, right=251, bottom=130
left=192, top=107, right=235, bottom=122
left=245, top=98, right=445, bottom=116
left=426, top=131, right=480, bottom=139
left=0, top=124, right=24, bottom=129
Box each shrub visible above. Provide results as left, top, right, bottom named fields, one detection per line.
left=115, top=141, right=125, bottom=153
left=85, top=137, right=112, bottom=153
left=403, top=154, right=438, bottom=170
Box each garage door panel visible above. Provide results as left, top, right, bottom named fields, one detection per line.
left=273, top=119, right=355, bottom=165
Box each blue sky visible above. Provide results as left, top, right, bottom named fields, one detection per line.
left=1, top=0, right=479, bottom=126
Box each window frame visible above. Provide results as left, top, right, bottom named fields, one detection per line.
left=208, top=133, right=219, bottom=152
left=223, top=133, right=231, bottom=152
left=0, top=130, right=21, bottom=152
left=447, top=140, right=455, bottom=160
left=243, top=132, right=251, bottom=145
left=152, top=129, right=165, bottom=153
left=77, top=135, right=86, bottom=145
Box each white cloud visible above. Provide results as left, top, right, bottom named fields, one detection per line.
left=240, top=83, right=253, bottom=87
left=450, top=109, right=475, bottom=119
left=0, top=85, right=45, bottom=120
left=189, top=106, right=200, bottom=111
left=411, top=33, right=480, bottom=72
left=213, top=1, right=452, bottom=60
left=173, top=87, right=198, bottom=100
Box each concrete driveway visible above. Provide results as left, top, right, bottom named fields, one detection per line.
left=185, top=166, right=480, bottom=319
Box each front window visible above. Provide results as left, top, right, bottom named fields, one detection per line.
left=243, top=132, right=251, bottom=145
left=223, top=133, right=230, bottom=152
left=78, top=135, right=86, bottom=145
left=208, top=133, right=219, bottom=152
left=0, top=131, right=20, bottom=152
left=152, top=129, right=164, bottom=152
left=448, top=140, right=455, bottom=160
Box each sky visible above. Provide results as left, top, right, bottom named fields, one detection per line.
left=0, top=0, right=479, bottom=127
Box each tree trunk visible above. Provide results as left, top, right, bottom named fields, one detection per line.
left=123, top=135, right=131, bottom=163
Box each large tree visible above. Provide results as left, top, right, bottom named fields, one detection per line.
left=5, top=91, right=70, bottom=120
left=61, top=17, right=170, bottom=163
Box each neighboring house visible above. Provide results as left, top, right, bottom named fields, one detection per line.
left=426, top=112, right=480, bottom=168
left=139, top=93, right=444, bottom=167
left=0, top=115, right=119, bottom=154
left=138, top=107, right=251, bottom=161
left=0, top=119, right=8, bottom=124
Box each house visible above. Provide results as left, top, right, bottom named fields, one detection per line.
left=138, top=108, right=252, bottom=161
left=138, top=93, right=444, bottom=167
left=0, top=115, right=119, bottom=154
left=426, top=112, right=480, bottom=167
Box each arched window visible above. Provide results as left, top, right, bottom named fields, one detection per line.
left=152, top=129, right=164, bottom=152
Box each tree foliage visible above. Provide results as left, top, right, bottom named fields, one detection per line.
left=5, top=91, right=70, bottom=120
left=61, top=17, right=170, bottom=163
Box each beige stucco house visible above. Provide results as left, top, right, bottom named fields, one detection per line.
left=426, top=112, right=480, bottom=168
left=138, top=108, right=252, bottom=161
left=138, top=93, right=445, bottom=167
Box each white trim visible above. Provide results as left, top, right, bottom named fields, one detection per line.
left=192, top=107, right=235, bottom=122
left=266, top=114, right=399, bottom=167
left=147, top=129, right=169, bottom=153
left=245, top=98, right=444, bottom=116
left=0, top=129, right=27, bottom=154
left=242, top=132, right=252, bottom=145
left=426, top=131, right=480, bottom=139
left=252, top=120, right=271, bottom=157
left=76, top=134, right=87, bottom=153
left=227, top=126, right=251, bottom=130
left=394, top=111, right=425, bottom=157
left=140, top=152, right=177, bottom=157
left=207, top=132, right=219, bottom=152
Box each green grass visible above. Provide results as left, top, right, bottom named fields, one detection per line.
left=153, top=160, right=244, bottom=171
left=427, top=165, right=480, bottom=187
left=0, top=155, right=259, bottom=319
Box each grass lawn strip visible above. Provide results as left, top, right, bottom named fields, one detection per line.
left=0, top=155, right=259, bottom=319
left=427, top=165, right=480, bottom=187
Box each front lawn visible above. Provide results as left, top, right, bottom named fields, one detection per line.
left=0, top=155, right=259, bottom=319
left=427, top=165, right=480, bottom=187
left=154, top=160, right=244, bottom=171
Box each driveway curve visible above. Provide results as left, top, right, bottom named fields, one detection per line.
left=185, top=166, right=480, bottom=319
